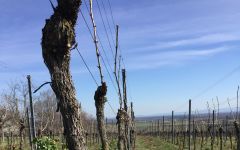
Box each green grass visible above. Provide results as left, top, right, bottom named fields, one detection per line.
left=135, top=136, right=178, bottom=150
left=1, top=135, right=235, bottom=150
left=87, top=136, right=177, bottom=150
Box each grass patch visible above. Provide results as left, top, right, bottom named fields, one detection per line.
left=135, top=136, right=177, bottom=150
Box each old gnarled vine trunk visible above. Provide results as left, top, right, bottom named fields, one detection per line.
left=117, top=109, right=127, bottom=150
left=41, top=0, right=86, bottom=149
left=94, top=82, right=109, bottom=150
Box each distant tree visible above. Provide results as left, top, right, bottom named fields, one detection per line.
left=34, top=90, right=57, bottom=137
left=0, top=106, right=7, bottom=143
left=1, top=80, right=27, bottom=149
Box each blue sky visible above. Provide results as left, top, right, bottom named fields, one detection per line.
left=1, top=0, right=240, bottom=117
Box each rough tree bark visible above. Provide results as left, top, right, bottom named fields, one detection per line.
left=234, top=121, right=240, bottom=150
left=94, top=82, right=109, bottom=150
left=117, top=109, right=128, bottom=150
left=41, top=0, right=86, bottom=149
left=122, top=69, right=130, bottom=150
left=130, top=102, right=136, bottom=150
left=88, top=0, right=109, bottom=149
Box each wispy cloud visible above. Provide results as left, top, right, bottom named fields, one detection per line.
left=126, top=46, right=232, bottom=70
left=127, top=33, right=240, bottom=54
left=157, top=34, right=239, bottom=49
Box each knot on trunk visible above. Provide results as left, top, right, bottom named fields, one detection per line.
left=116, top=109, right=129, bottom=124
left=94, top=82, right=107, bottom=104
left=42, top=19, right=75, bottom=56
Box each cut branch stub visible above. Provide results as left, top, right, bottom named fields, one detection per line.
left=94, top=82, right=109, bottom=150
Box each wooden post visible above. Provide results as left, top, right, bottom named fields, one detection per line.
left=27, top=75, right=36, bottom=140
left=163, top=116, right=165, bottom=140
left=130, top=102, right=136, bottom=150
left=237, top=86, right=239, bottom=121
left=26, top=108, right=33, bottom=150
left=181, top=116, right=185, bottom=149
left=193, top=118, right=196, bottom=150
left=122, top=69, right=130, bottom=150
left=155, top=121, right=157, bottom=137
left=172, top=111, right=174, bottom=144
left=188, top=99, right=191, bottom=150
left=148, top=121, right=150, bottom=136
left=213, top=110, right=215, bottom=143
left=219, top=126, right=223, bottom=150
left=225, top=116, right=228, bottom=144
left=210, top=110, right=215, bottom=150
left=168, top=124, right=170, bottom=142
left=151, top=121, right=153, bottom=136
left=122, top=69, right=127, bottom=111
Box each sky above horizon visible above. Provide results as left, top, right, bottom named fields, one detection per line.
left=1, top=0, right=240, bottom=117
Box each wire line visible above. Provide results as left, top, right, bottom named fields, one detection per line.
left=192, top=65, right=240, bottom=100
left=99, top=0, right=115, bottom=46
left=80, top=4, right=119, bottom=94
left=76, top=47, right=99, bottom=86
left=95, top=0, right=115, bottom=58
left=106, top=0, right=116, bottom=29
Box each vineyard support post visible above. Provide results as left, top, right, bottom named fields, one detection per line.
left=234, top=121, right=240, bottom=150
left=210, top=110, right=215, bottom=150
left=188, top=99, right=191, bottom=150
left=163, top=116, right=165, bottom=140
left=172, top=111, right=174, bottom=144
left=193, top=118, right=196, bottom=150
left=225, top=116, right=228, bottom=144
left=27, top=108, right=33, bottom=150
left=122, top=69, right=131, bottom=150
left=219, top=126, right=223, bottom=150
left=213, top=110, right=215, bottom=143
left=27, top=75, right=36, bottom=149
left=151, top=121, right=153, bottom=136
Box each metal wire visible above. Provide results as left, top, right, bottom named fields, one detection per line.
left=76, top=47, right=99, bottom=86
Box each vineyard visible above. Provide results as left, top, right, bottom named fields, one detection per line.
left=1, top=94, right=240, bottom=150
left=0, top=80, right=240, bottom=150
left=1, top=0, right=240, bottom=150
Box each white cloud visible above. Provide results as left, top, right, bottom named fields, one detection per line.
left=128, top=33, right=240, bottom=54
left=126, top=46, right=232, bottom=70
left=158, top=34, right=239, bottom=49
